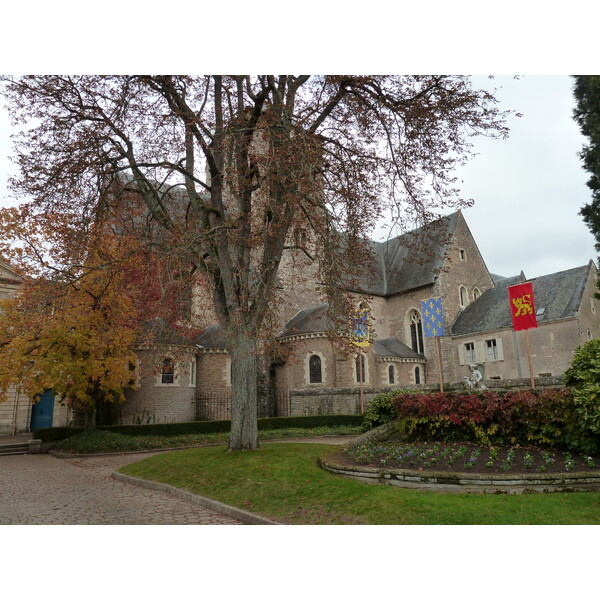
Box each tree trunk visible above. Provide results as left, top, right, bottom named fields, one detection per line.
left=228, top=333, right=259, bottom=451
left=83, top=408, right=96, bottom=434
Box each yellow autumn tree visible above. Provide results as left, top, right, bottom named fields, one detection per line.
left=0, top=239, right=141, bottom=432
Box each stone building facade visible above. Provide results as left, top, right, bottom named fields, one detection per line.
left=3, top=210, right=600, bottom=431
left=117, top=209, right=595, bottom=423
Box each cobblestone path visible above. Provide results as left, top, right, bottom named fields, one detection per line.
left=0, top=452, right=241, bottom=525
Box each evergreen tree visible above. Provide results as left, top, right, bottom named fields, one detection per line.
left=573, top=76, right=600, bottom=252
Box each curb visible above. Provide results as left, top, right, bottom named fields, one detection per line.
left=319, top=454, right=600, bottom=494
left=111, top=471, right=279, bottom=525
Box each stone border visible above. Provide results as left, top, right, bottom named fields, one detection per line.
left=319, top=455, right=600, bottom=494
left=322, top=420, right=600, bottom=494
left=111, top=472, right=278, bottom=525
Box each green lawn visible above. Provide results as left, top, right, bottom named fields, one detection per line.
left=118, top=442, right=600, bottom=525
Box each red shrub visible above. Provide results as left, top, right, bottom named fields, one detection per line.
left=392, top=387, right=594, bottom=451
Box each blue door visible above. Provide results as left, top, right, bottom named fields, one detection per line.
left=30, top=389, right=55, bottom=430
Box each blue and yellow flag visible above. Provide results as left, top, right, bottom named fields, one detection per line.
left=420, top=297, right=446, bottom=337
left=351, top=308, right=371, bottom=347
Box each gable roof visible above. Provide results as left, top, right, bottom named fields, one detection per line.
left=352, top=212, right=460, bottom=296
left=451, top=263, right=595, bottom=337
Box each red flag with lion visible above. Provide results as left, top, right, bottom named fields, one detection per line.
left=507, top=282, right=538, bottom=331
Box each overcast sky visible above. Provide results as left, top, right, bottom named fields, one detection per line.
left=1, top=75, right=596, bottom=282
left=371, top=75, right=597, bottom=280
left=456, top=75, right=596, bottom=279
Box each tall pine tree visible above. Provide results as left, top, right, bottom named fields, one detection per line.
left=573, top=76, right=600, bottom=252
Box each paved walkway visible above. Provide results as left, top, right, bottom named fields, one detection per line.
left=0, top=451, right=242, bottom=525
left=0, top=436, right=357, bottom=525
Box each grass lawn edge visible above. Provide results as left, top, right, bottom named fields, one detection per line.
left=115, top=442, right=600, bottom=525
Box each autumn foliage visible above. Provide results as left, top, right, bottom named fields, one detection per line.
left=0, top=236, right=144, bottom=427
left=0, top=75, right=510, bottom=449
left=392, top=388, right=598, bottom=454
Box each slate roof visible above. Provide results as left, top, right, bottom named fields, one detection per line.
left=451, top=263, right=594, bottom=337
left=140, top=318, right=195, bottom=346
left=279, top=304, right=330, bottom=338
left=373, top=337, right=423, bottom=359
left=349, top=212, right=460, bottom=296
left=279, top=304, right=421, bottom=359
left=192, top=324, right=227, bottom=349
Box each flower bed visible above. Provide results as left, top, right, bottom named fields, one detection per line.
left=342, top=440, right=600, bottom=476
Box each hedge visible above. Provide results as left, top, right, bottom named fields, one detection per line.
left=393, top=387, right=599, bottom=454
left=32, top=427, right=83, bottom=443
left=33, top=414, right=362, bottom=443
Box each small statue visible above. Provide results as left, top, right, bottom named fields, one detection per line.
left=464, top=363, right=486, bottom=390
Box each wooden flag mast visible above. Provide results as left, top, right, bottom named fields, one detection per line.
left=435, top=336, right=444, bottom=393
left=352, top=306, right=370, bottom=414
left=524, top=330, right=535, bottom=389
left=359, top=353, right=365, bottom=413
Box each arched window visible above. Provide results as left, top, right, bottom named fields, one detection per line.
left=355, top=354, right=366, bottom=383
left=309, top=354, right=322, bottom=383
left=415, top=366, right=421, bottom=385
left=161, top=357, right=175, bottom=384
left=409, top=310, right=424, bottom=355
left=473, top=288, right=480, bottom=300
left=388, top=364, right=395, bottom=385
left=459, top=285, right=468, bottom=308
left=459, top=249, right=467, bottom=261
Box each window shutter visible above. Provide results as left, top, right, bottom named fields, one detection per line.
left=458, top=344, right=465, bottom=366
left=496, top=338, right=504, bottom=361
left=475, top=341, right=486, bottom=363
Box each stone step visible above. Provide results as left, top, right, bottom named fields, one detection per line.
left=0, top=444, right=29, bottom=456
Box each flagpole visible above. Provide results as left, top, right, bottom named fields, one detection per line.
left=524, top=330, right=535, bottom=389
left=359, top=352, right=365, bottom=413
left=435, top=336, right=444, bottom=393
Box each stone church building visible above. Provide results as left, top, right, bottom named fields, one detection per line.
left=119, top=210, right=600, bottom=424
left=2, top=210, right=600, bottom=431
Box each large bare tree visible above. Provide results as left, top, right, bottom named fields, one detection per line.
left=0, top=75, right=508, bottom=449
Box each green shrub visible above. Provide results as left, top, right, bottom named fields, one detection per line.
left=257, top=414, right=362, bottom=430
left=565, top=339, right=600, bottom=444
left=33, top=415, right=362, bottom=443
left=104, top=420, right=231, bottom=436
left=362, top=391, right=401, bottom=432
left=392, top=387, right=597, bottom=453
left=33, top=427, right=83, bottom=442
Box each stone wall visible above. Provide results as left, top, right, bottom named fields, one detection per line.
left=288, top=376, right=566, bottom=416
left=120, top=348, right=197, bottom=425
left=197, top=352, right=231, bottom=392
left=289, top=387, right=381, bottom=416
